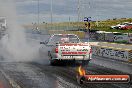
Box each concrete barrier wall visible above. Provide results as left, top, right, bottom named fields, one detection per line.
left=128, top=37, right=132, bottom=43
left=96, top=33, right=105, bottom=41
left=90, top=32, right=132, bottom=44
left=92, top=45, right=132, bottom=62
left=105, top=33, right=114, bottom=42
left=113, top=35, right=128, bottom=42
left=128, top=50, right=132, bottom=62
left=89, top=33, right=96, bottom=39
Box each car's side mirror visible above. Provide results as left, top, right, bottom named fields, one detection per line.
left=40, top=42, right=45, bottom=44
left=56, top=42, right=59, bottom=46
left=56, top=42, right=59, bottom=44
left=40, top=41, right=47, bottom=44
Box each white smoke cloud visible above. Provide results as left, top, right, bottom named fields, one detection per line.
left=0, top=0, right=40, bottom=62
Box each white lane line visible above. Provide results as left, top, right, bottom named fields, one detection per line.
left=54, top=74, right=81, bottom=88
left=0, top=69, right=21, bottom=88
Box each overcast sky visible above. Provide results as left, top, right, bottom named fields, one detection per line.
left=15, top=0, right=132, bottom=24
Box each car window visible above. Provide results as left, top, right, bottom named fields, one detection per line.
left=47, top=35, right=80, bottom=45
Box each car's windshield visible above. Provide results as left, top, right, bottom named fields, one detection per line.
left=48, top=34, right=80, bottom=45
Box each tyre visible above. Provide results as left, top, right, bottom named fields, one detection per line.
left=48, top=51, right=50, bottom=56
left=50, top=57, right=57, bottom=66
left=50, top=59, right=57, bottom=66
left=48, top=51, right=57, bottom=66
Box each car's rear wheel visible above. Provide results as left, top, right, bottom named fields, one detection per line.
left=50, top=58, right=56, bottom=66
left=49, top=52, right=56, bottom=66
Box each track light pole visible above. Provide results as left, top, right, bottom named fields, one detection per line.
left=51, top=0, right=53, bottom=30
left=38, top=0, right=40, bottom=27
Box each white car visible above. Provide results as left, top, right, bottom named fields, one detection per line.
left=110, top=22, right=129, bottom=29
left=40, top=34, right=92, bottom=66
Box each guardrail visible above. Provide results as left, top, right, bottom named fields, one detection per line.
left=48, top=30, right=85, bottom=39
left=92, top=45, right=132, bottom=62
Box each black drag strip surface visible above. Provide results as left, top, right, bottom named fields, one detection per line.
left=0, top=62, right=81, bottom=88
left=33, top=62, right=132, bottom=88
left=0, top=61, right=131, bottom=88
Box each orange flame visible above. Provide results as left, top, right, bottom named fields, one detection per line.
left=78, top=66, right=86, bottom=76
